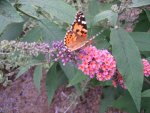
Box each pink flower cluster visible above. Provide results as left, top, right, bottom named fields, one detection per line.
left=78, top=46, right=116, bottom=81
left=142, top=59, right=150, bottom=77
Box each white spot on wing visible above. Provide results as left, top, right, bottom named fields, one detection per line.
left=81, top=21, right=86, bottom=24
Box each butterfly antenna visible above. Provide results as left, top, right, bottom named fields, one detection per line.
left=91, top=29, right=104, bottom=40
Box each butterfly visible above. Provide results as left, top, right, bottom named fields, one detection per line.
left=64, top=11, right=99, bottom=52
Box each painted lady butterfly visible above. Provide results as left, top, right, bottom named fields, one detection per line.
left=64, top=11, right=96, bottom=52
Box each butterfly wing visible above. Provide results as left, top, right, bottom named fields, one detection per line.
left=64, top=11, right=88, bottom=52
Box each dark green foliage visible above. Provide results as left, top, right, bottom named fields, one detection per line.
left=133, top=11, right=150, bottom=32
left=141, top=97, right=150, bottom=113
left=60, top=62, right=88, bottom=86
left=112, top=92, right=138, bottom=113
left=46, top=63, right=67, bottom=104
left=100, top=87, right=116, bottom=113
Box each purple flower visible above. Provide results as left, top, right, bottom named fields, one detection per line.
left=50, top=41, right=78, bottom=65
left=0, top=40, right=51, bottom=57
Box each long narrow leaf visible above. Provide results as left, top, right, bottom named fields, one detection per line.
left=33, top=65, right=43, bottom=93
left=110, top=28, right=143, bottom=112
left=46, top=63, right=67, bottom=104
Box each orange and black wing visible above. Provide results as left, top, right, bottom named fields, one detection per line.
left=64, top=11, right=88, bottom=52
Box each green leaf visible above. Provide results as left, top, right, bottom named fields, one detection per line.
left=39, top=19, right=66, bottom=42
left=130, top=32, right=150, bottom=51
left=46, top=63, right=67, bottom=104
left=16, top=59, right=42, bottom=78
left=110, top=28, right=143, bottom=112
left=88, top=0, right=100, bottom=15
left=91, top=78, right=112, bottom=86
left=129, top=0, right=150, bottom=7
left=94, top=10, right=118, bottom=26
left=0, top=22, right=24, bottom=41
left=141, top=51, right=150, bottom=58
left=141, top=97, right=150, bottom=113
left=92, top=29, right=110, bottom=49
left=33, top=65, right=43, bottom=93
left=22, top=20, right=66, bottom=42
left=142, top=89, right=150, bottom=97
left=0, top=0, right=23, bottom=34
left=112, top=92, right=138, bottom=113
left=94, top=36, right=110, bottom=49
left=68, top=72, right=88, bottom=87
left=18, top=0, right=76, bottom=24
left=134, top=11, right=150, bottom=32
left=100, top=87, right=115, bottom=113
left=22, top=26, right=42, bottom=42
left=145, top=9, right=150, bottom=22
left=87, top=27, right=110, bottom=49
left=46, top=63, right=57, bottom=104
left=86, top=0, right=100, bottom=26
left=132, top=0, right=140, bottom=3
left=99, top=3, right=112, bottom=12
left=16, top=65, right=31, bottom=78
left=60, top=63, right=88, bottom=86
